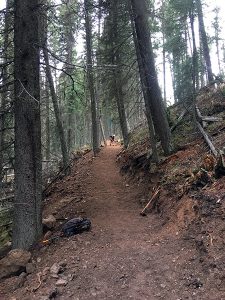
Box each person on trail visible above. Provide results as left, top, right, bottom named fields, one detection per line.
left=109, top=135, right=115, bottom=146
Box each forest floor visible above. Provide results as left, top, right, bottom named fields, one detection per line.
left=1, top=145, right=224, bottom=300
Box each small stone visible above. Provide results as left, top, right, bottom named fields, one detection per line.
left=0, top=249, right=31, bottom=279
left=59, top=261, right=67, bottom=268
left=37, top=257, right=41, bottom=263
left=51, top=274, right=59, bottom=279
left=26, top=262, right=35, bottom=274
left=56, top=279, right=68, bottom=286
left=42, top=267, right=50, bottom=275
left=160, top=283, right=166, bottom=288
left=50, top=263, right=63, bottom=275
left=67, top=274, right=75, bottom=281
left=43, top=214, right=56, bottom=230
left=48, top=287, right=58, bottom=299
left=15, top=272, right=27, bottom=289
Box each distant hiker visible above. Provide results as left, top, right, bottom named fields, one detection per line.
left=109, top=135, right=115, bottom=146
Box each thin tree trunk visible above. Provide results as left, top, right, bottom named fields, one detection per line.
left=40, top=7, right=69, bottom=168
left=13, top=0, right=42, bottom=249
left=111, top=0, right=129, bottom=148
left=99, top=115, right=107, bottom=146
left=43, top=48, right=69, bottom=168
left=67, top=104, right=73, bottom=151
left=216, top=38, right=221, bottom=74
left=161, top=0, right=167, bottom=106
left=196, top=0, right=214, bottom=82
left=96, top=0, right=102, bottom=146
left=62, top=0, right=76, bottom=153
left=84, top=0, right=99, bottom=156
left=45, top=84, right=50, bottom=160
left=189, top=9, right=199, bottom=92
left=131, top=0, right=171, bottom=155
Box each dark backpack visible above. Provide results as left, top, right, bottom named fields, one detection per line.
left=61, top=217, right=91, bottom=237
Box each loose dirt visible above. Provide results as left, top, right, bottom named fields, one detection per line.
left=1, top=146, right=224, bottom=300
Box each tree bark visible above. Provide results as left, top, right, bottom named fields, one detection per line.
left=84, top=0, right=99, bottom=156
left=13, top=0, right=42, bottom=249
left=111, top=0, right=129, bottom=148
left=130, top=7, right=158, bottom=162
left=63, top=0, right=76, bottom=153
left=0, top=0, right=12, bottom=184
left=43, top=48, right=69, bottom=168
left=196, top=0, right=214, bottom=82
left=189, top=8, right=199, bottom=92
left=130, top=0, right=171, bottom=155
left=45, top=83, right=50, bottom=160
left=40, top=7, right=69, bottom=168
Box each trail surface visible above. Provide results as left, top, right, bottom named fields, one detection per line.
left=2, top=147, right=222, bottom=300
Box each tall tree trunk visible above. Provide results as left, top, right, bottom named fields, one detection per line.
left=161, top=0, right=167, bottom=106
left=189, top=9, right=198, bottom=127
left=67, top=101, right=73, bottom=152
left=196, top=0, right=214, bottom=82
left=63, top=0, right=76, bottom=153
left=84, top=0, right=99, bottom=156
left=130, top=7, right=158, bottom=162
left=111, top=0, right=129, bottom=148
left=189, top=9, right=199, bottom=92
left=0, top=0, right=12, bottom=184
left=130, top=0, right=171, bottom=155
left=96, top=0, right=103, bottom=146
left=43, top=48, right=69, bottom=168
left=13, top=0, right=42, bottom=249
left=45, top=83, right=50, bottom=160
left=40, top=8, right=69, bottom=168
left=99, top=115, right=107, bottom=146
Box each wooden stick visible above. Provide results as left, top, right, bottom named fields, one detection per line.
left=196, top=122, right=218, bottom=157
left=196, top=106, right=222, bottom=122
left=201, top=116, right=223, bottom=122
left=140, top=188, right=160, bottom=216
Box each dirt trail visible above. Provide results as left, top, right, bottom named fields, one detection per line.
left=2, top=147, right=224, bottom=300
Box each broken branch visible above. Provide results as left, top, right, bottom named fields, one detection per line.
left=140, top=187, right=160, bottom=216
left=196, top=122, right=218, bottom=157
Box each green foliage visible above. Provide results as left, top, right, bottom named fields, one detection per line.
left=99, top=0, right=140, bottom=130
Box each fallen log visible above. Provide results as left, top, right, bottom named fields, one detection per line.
left=201, top=116, right=223, bottom=122
left=140, top=187, right=160, bottom=216
left=196, top=122, right=218, bottom=157
left=196, top=106, right=222, bottom=123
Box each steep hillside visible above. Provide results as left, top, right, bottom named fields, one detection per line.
left=119, top=83, right=225, bottom=295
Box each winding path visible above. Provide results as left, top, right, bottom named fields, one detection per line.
left=2, top=147, right=220, bottom=300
